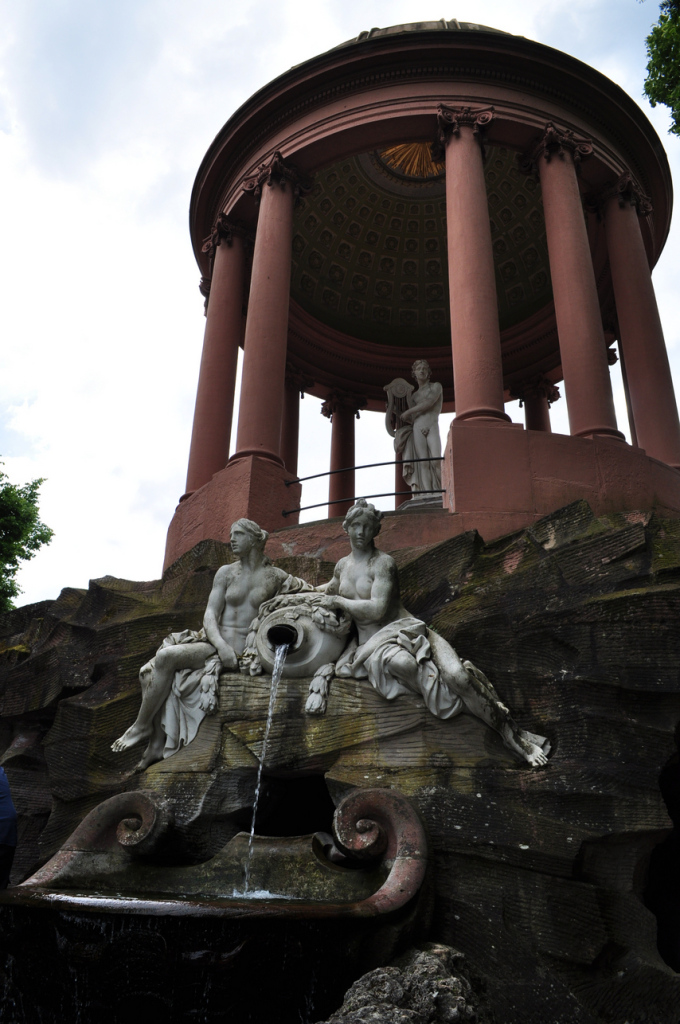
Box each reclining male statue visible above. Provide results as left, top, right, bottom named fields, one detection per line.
left=111, top=518, right=310, bottom=770
left=305, top=499, right=550, bottom=768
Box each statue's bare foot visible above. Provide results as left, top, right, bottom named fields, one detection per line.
left=134, top=743, right=163, bottom=772
left=502, top=724, right=550, bottom=768
left=111, top=722, right=152, bottom=753
left=522, top=730, right=551, bottom=759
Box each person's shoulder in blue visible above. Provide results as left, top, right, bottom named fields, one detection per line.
left=0, top=766, right=17, bottom=888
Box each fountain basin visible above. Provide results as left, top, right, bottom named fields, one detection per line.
left=12, top=788, right=426, bottom=911
left=12, top=831, right=387, bottom=905
left=0, top=897, right=410, bottom=1023
left=0, top=786, right=429, bottom=1023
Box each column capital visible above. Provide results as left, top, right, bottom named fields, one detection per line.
left=432, top=104, right=495, bottom=160
left=242, top=151, right=312, bottom=204
left=521, top=122, right=593, bottom=177
left=510, top=376, right=561, bottom=408
left=201, top=214, right=247, bottom=263
left=321, top=390, right=368, bottom=421
left=285, top=362, right=315, bottom=396
left=585, top=171, right=653, bottom=218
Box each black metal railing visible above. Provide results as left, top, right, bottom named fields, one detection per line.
left=282, top=457, right=445, bottom=517
left=284, top=455, right=443, bottom=487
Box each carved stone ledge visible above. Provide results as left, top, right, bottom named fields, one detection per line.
left=321, top=390, right=368, bottom=421
left=520, top=122, right=593, bottom=178
left=431, top=104, right=495, bottom=161
left=585, top=171, right=653, bottom=218
left=511, top=376, right=561, bottom=407
left=242, top=151, right=312, bottom=205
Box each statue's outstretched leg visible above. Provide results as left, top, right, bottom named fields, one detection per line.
left=111, top=642, right=214, bottom=754
left=428, top=632, right=550, bottom=768
left=135, top=711, right=166, bottom=771
left=463, top=660, right=550, bottom=767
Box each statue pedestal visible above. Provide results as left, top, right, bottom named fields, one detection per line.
left=442, top=418, right=680, bottom=529
left=164, top=456, right=301, bottom=571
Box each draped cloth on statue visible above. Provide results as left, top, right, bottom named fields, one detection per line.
left=394, top=424, right=419, bottom=491
left=155, top=573, right=314, bottom=758
left=336, top=616, right=463, bottom=720
left=394, top=425, right=442, bottom=495
left=156, top=629, right=221, bottom=759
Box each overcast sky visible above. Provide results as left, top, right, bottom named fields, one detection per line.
left=1, top=0, right=677, bottom=606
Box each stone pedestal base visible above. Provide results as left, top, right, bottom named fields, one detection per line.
left=442, top=419, right=680, bottom=525
left=164, top=456, right=301, bottom=571
left=165, top=427, right=680, bottom=574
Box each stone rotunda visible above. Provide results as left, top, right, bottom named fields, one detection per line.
left=6, top=24, right=680, bottom=1024
left=165, top=19, right=680, bottom=569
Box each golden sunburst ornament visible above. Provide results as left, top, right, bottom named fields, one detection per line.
left=378, top=142, right=444, bottom=179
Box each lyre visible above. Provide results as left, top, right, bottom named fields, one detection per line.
left=384, top=378, right=414, bottom=438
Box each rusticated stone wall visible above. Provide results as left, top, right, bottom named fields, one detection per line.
left=1, top=501, right=680, bottom=1023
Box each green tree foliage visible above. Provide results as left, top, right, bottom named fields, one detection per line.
left=0, top=466, right=53, bottom=612
left=644, top=1, right=680, bottom=134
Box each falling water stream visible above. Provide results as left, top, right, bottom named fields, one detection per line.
left=243, top=643, right=289, bottom=894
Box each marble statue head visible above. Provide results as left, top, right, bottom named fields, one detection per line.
left=411, top=359, right=432, bottom=381
left=342, top=499, right=384, bottom=538
left=230, top=518, right=269, bottom=552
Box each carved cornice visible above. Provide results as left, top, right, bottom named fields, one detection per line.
left=431, top=104, right=495, bottom=160
left=585, top=171, right=653, bottom=218
left=200, top=213, right=246, bottom=264
left=242, top=151, right=312, bottom=205
left=520, top=122, right=593, bottom=177
left=321, top=390, right=368, bottom=421
left=511, top=376, right=561, bottom=407
left=194, top=44, right=669, bottom=264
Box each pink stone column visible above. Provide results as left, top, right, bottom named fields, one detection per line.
left=322, top=393, right=366, bottom=518
left=438, top=105, right=509, bottom=423
left=185, top=219, right=245, bottom=494
left=234, top=154, right=304, bottom=464
left=281, top=366, right=313, bottom=476
left=512, top=377, right=561, bottom=433
left=524, top=395, right=551, bottom=433
left=281, top=377, right=301, bottom=476
left=603, top=178, right=680, bottom=467
left=534, top=124, right=622, bottom=440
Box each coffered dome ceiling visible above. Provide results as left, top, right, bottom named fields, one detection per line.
left=290, top=143, right=552, bottom=348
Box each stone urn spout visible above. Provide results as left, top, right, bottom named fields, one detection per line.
left=254, top=594, right=352, bottom=678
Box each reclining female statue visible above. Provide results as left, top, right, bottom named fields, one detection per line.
left=112, top=518, right=310, bottom=770
left=308, top=499, right=550, bottom=767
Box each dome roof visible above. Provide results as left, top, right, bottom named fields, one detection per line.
left=190, top=18, right=673, bottom=407
left=332, top=20, right=514, bottom=50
